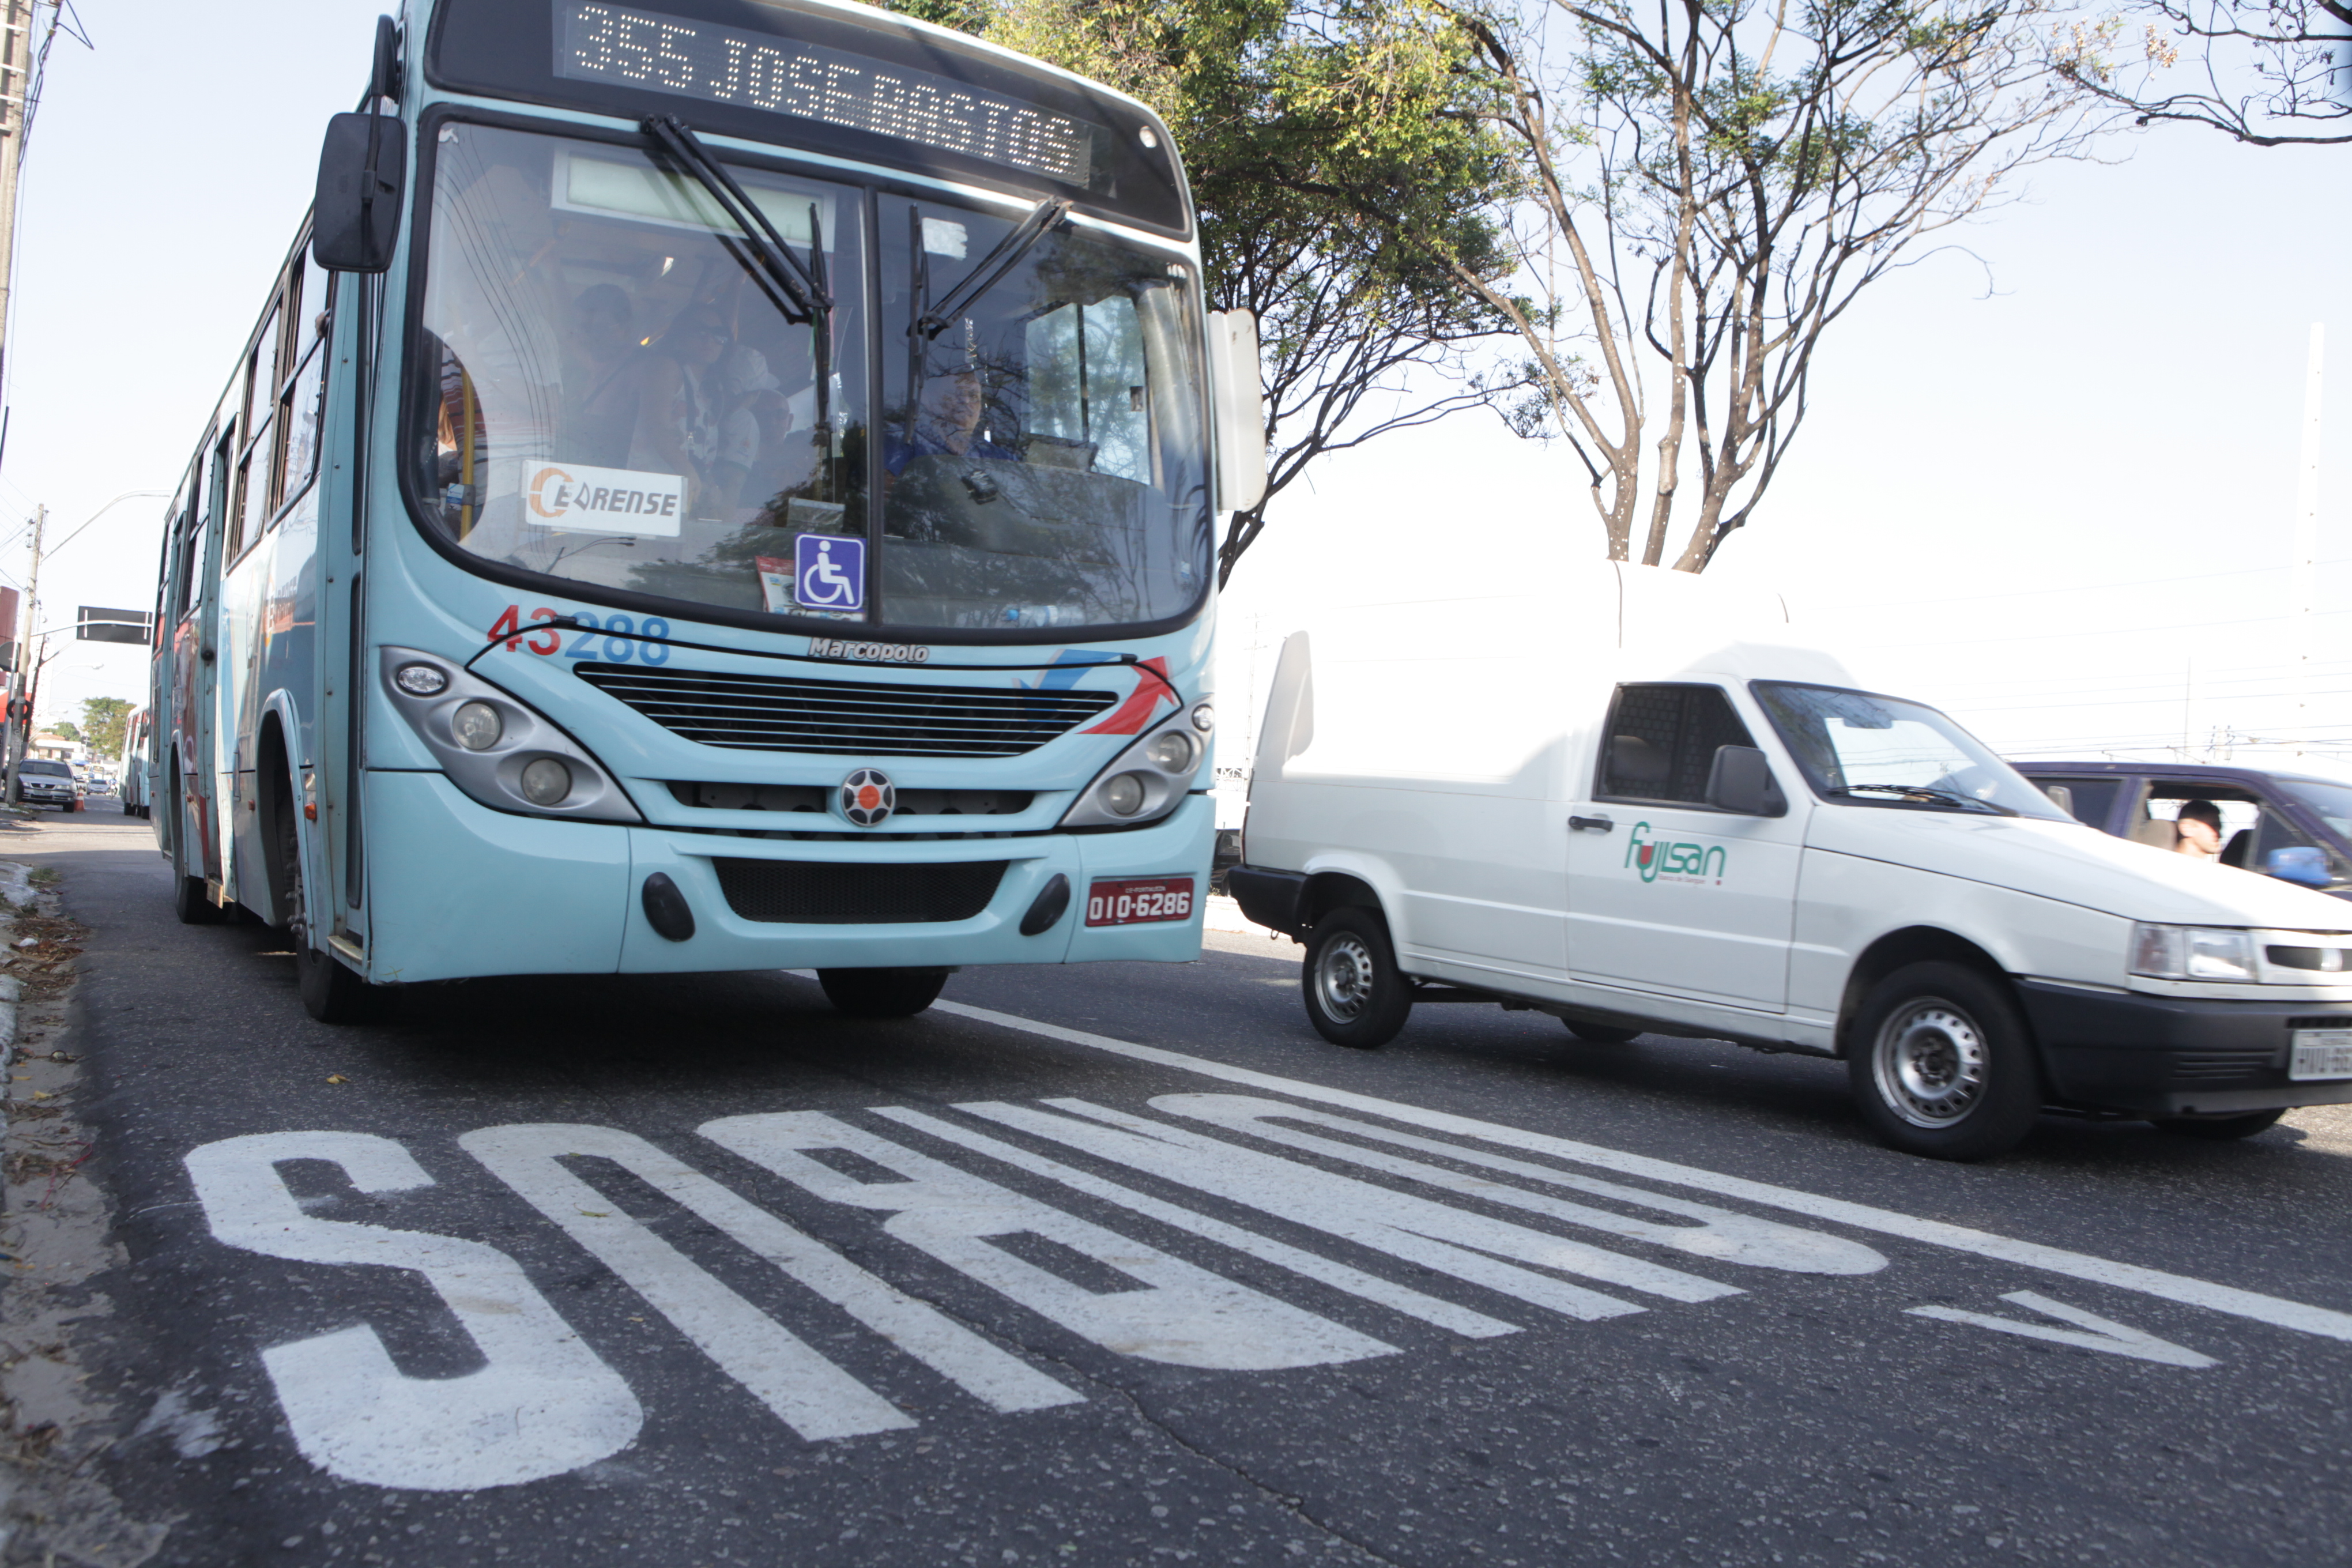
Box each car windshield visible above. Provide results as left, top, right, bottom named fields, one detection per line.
left=2278, top=777, right=2352, bottom=843
left=412, top=121, right=1210, bottom=635
left=1752, top=682, right=2070, bottom=820
left=21, top=762, right=67, bottom=778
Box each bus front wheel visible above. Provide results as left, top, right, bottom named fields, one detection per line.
left=818, top=967, right=950, bottom=1019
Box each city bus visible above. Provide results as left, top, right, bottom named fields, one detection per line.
left=144, top=0, right=1262, bottom=1022
left=120, top=706, right=151, bottom=817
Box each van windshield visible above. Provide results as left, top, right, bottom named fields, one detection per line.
left=1752, top=683, right=2069, bottom=820
left=2278, top=777, right=2352, bottom=843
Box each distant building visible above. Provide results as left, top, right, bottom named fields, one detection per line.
left=28, top=733, right=77, bottom=762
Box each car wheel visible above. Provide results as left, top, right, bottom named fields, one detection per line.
left=818, top=967, right=951, bottom=1019
left=1301, top=907, right=1412, bottom=1049
left=1562, top=1018, right=1643, bottom=1044
left=2151, top=1109, right=2286, bottom=1141
left=1848, top=960, right=2041, bottom=1161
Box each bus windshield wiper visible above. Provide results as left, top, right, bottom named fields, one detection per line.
left=643, top=114, right=836, bottom=449
left=1826, top=783, right=2014, bottom=816
left=911, top=195, right=1070, bottom=344
left=644, top=115, right=829, bottom=319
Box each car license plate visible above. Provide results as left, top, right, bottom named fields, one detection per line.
left=1085, top=877, right=1194, bottom=928
left=2289, top=1028, right=2352, bottom=1081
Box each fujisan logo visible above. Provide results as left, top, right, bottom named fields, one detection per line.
left=1624, top=821, right=1728, bottom=885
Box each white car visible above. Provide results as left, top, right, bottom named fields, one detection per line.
left=1230, top=566, right=2352, bottom=1160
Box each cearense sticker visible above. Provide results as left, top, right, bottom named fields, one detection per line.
left=525, top=463, right=686, bottom=537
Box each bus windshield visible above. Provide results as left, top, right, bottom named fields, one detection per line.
left=412, top=120, right=1211, bottom=634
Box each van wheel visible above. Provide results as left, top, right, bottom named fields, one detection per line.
left=1562, top=1019, right=1643, bottom=1044
left=2152, top=1109, right=2285, bottom=1140
left=1302, top=908, right=1412, bottom=1049
left=1848, top=961, right=2040, bottom=1161
left=819, top=967, right=950, bottom=1019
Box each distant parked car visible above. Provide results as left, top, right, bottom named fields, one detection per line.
left=16, top=760, right=80, bottom=812
left=2014, top=762, right=2352, bottom=898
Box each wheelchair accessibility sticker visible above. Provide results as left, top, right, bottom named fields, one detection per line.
left=794, top=533, right=866, bottom=614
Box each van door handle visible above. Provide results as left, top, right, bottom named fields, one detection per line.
left=1569, top=815, right=1614, bottom=832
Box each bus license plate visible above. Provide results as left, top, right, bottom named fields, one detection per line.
left=2290, top=1029, right=2352, bottom=1081
left=1085, top=877, right=1194, bottom=927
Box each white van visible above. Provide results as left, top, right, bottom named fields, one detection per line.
left=1228, top=567, right=2352, bottom=1160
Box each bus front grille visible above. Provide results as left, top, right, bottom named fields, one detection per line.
left=574, top=663, right=1116, bottom=757
left=712, top=858, right=1009, bottom=924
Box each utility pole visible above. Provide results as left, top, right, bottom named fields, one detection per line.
left=4, top=501, right=41, bottom=803
left=2293, top=322, right=2325, bottom=757
left=0, top=0, right=36, bottom=396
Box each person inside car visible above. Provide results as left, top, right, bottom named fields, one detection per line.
left=2173, top=799, right=2225, bottom=860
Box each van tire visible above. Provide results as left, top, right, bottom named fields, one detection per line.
left=819, top=967, right=950, bottom=1019
left=1848, top=961, right=2040, bottom=1161
left=1302, top=908, right=1412, bottom=1049
left=2151, top=1108, right=2285, bottom=1140
left=1563, top=1019, right=1643, bottom=1044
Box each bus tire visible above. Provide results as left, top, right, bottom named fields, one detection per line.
left=269, top=762, right=372, bottom=1024
left=1302, top=907, right=1412, bottom=1050
left=1848, top=961, right=2040, bottom=1162
left=819, top=967, right=949, bottom=1019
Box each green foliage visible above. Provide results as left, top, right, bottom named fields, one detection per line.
left=49, top=720, right=78, bottom=742
left=78, top=698, right=130, bottom=761
left=869, top=0, right=1527, bottom=579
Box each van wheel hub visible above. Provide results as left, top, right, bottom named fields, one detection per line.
left=1316, top=934, right=1377, bottom=1022
left=1872, top=1000, right=1987, bottom=1127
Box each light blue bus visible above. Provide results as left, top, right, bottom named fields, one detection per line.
left=145, top=0, right=1262, bottom=1022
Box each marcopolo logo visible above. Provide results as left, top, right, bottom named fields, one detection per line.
left=525, top=463, right=685, bottom=537
left=1625, top=821, right=1727, bottom=885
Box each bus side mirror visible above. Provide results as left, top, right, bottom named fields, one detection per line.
left=1207, top=309, right=1267, bottom=514
left=312, top=111, right=407, bottom=274
left=1706, top=745, right=1787, bottom=817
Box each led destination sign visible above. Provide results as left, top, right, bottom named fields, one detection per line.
left=556, top=1, right=1095, bottom=184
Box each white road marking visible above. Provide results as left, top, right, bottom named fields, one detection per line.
left=700, top=1111, right=1397, bottom=1370
left=183, top=1130, right=643, bottom=1491
left=872, top=1105, right=1522, bottom=1339
left=463, top=1121, right=1079, bottom=1416
left=930, top=998, right=2352, bottom=1345
left=1908, top=1292, right=2219, bottom=1368
left=462, top=1124, right=917, bottom=1440
left=960, top=1100, right=1702, bottom=1317
left=1151, top=1094, right=1887, bottom=1276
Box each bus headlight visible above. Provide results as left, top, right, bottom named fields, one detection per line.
left=520, top=758, right=573, bottom=807
left=378, top=647, right=641, bottom=825
left=1145, top=730, right=1196, bottom=773
left=1060, top=700, right=1209, bottom=829
left=453, top=701, right=503, bottom=751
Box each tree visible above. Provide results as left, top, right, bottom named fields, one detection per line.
left=49, top=719, right=77, bottom=742
left=876, top=0, right=1531, bottom=583
left=2051, top=0, right=2351, bottom=146
left=78, top=698, right=129, bottom=761
left=1331, top=0, right=2110, bottom=569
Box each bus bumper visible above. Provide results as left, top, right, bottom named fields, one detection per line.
left=619, top=792, right=1214, bottom=972
left=363, top=772, right=1211, bottom=980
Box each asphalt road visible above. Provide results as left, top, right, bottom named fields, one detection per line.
left=10, top=805, right=2352, bottom=1567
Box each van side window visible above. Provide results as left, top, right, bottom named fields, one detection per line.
left=1597, top=684, right=1757, bottom=805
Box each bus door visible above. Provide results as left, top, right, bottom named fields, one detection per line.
left=175, top=428, right=232, bottom=890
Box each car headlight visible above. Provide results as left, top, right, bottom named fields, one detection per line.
left=1061, top=699, right=1211, bottom=829
left=378, top=647, right=641, bottom=824
left=2130, top=923, right=2256, bottom=982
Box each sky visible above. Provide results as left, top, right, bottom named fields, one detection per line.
left=1, top=0, right=2346, bottom=777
